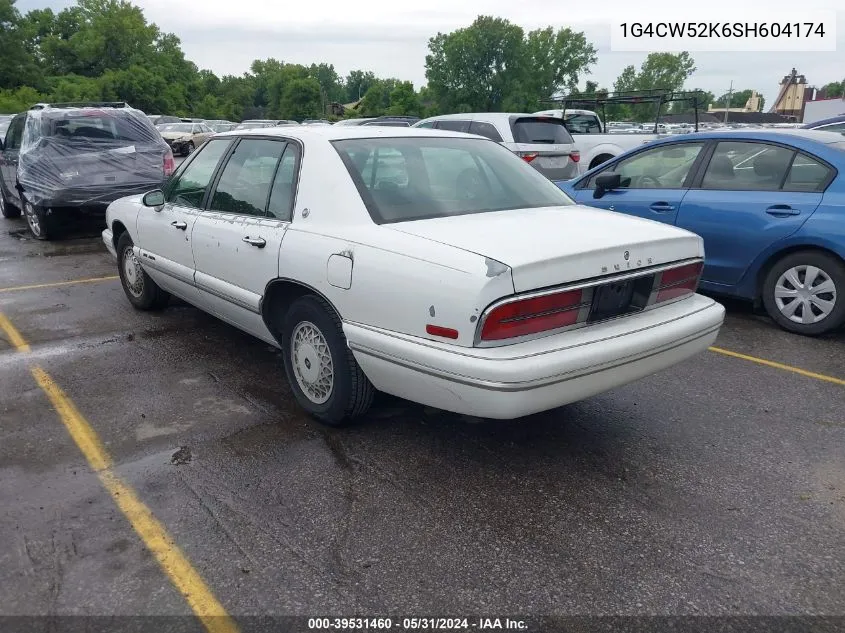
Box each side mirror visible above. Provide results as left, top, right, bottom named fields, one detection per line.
left=142, top=189, right=165, bottom=210
left=593, top=172, right=621, bottom=199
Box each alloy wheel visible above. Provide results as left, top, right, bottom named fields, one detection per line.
left=24, top=202, right=41, bottom=237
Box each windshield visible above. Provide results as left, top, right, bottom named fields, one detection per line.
left=511, top=118, right=574, bottom=144
left=158, top=123, right=193, bottom=133
left=333, top=137, right=574, bottom=224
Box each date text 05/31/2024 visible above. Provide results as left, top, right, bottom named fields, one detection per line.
left=307, top=618, right=531, bottom=630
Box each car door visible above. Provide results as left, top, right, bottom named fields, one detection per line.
left=676, top=140, right=826, bottom=287
left=136, top=137, right=233, bottom=295
left=191, top=137, right=297, bottom=338
left=0, top=114, right=26, bottom=205
left=572, top=141, right=706, bottom=223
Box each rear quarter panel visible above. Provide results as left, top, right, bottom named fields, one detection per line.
left=276, top=226, right=516, bottom=348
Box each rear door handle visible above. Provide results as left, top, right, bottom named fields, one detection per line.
left=649, top=202, right=676, bottom=213
left=766, top=205, right=800, bottom=216
left=242, top=236, right=266, bottom=248
left=171, top=220, right=187, bottom=230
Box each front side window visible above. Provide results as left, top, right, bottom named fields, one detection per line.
left=5, top=115, right=25, bottom=149
left=588, top=142, right=704, bottom=189
left=165, top=138, right=232, bottom=208
left=701, top=141, right=794, bottom=191
left=817, top=122, right=845, bottom=132
left=208, top=138, right=287, bottom=217
left=333, top=137, right=574, bottom=224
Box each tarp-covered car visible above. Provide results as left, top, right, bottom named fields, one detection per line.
left=0, top=102, right=175, bottom=240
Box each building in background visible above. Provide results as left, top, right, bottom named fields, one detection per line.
left=769, top=69, right=809, bottom=121
left=708, top=90, right=763, bottom=116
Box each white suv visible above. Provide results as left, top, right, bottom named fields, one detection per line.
left=414, top=113, right=580, bottom=180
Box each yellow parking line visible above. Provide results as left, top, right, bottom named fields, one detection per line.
left=0, top=275, right=119, bottom=294
left=709, top=346, right=845, bottom=387
left=30, top=366, right=240, bottom=633
left=0, top=312, right=31, bottom=352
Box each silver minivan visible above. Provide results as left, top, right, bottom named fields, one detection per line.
left=413, top=113, right=580, bottom=180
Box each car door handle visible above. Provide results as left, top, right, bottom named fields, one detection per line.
left=766, top=205, right=800, bottom=216
left=649, top=202, right=676, bottom=213
left=171, top=220, right=187, bottom=230
left=242, top=236, right=266, bottom=248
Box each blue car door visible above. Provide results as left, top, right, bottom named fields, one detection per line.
left=676, top=140, right=825, bottom=288
left=571, top=141, right=706, bottom=224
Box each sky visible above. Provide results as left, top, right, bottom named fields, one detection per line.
left=17, top=0, right=845, bottom=109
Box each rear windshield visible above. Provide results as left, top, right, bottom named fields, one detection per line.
left=159, top=123, right=193, bottom=133
left=237, top=122, right=271, bottom=129
left=333, top=137, right=574, bottom=224
left=510, top=117, right=574, bottom=144
left=46, top=113, right=155, bottom=142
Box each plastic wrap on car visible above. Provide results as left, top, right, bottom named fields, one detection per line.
left=17, top=106, right=170, bottom=208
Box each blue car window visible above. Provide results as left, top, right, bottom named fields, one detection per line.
left=783, top=153, right=832, bottom=192
left=702, top=142, right=794, bottom=191
left=587, top=142, right=704, bottom=189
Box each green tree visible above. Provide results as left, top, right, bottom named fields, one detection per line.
left=99, top=64, right=170, bottom=113
left=820, top=81, right=843, bottom=98
left=0, top=86, right=45, bottom=113
left=345, top=70, right=376, bottom=103
left=0, top=0, right=40, bottom=88
left=613, top=52, right=696, bottom=120
left=279, top=77, right=321, bottom=120
left=425, top=15, right=596, bottom=113
left=386, top=81, right=421, bottom=116
left=715, top=88, right=764, bottom=111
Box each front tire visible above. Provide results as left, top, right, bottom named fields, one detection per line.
left=0, top=187, right=20, bottom=218
left=762, top=250, right=845, bottom=336
left=281, top=294, right=374, bottom=425
left=184, top=142, right=195, bottom=156
left=23, top=199, right=54, bottom=240
left=116, top=232, right=170, bottom=310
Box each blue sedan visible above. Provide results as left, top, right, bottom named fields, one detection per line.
left=558, top=130, right=845, bottom=335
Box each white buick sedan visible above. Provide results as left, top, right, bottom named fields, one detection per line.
left=103, top=126, right=725, bottom=425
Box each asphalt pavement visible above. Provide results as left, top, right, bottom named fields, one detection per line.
left=1, top=214, right=843, bottom=627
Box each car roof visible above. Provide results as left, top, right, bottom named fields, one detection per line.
left=650, top=128, right=845, bottom=146
left=216, top=125, right=479, bottom=142
left=416, top=112, right=552, bottom=125
left=803, top=114, right=845, bottom=128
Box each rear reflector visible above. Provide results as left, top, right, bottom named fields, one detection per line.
left=518, top=152, right=539, bottom=163
left=426, top=324, right=459, bottom=340
left=481, top=289, right=584, bottom=341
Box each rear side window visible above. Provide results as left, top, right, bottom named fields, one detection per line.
left=563, top=114, right=603, bottom=134
left=209, top=138, right=287, bottom=216
left=701, top=142, right=795, bottom=191
left=416, top=121, right=436, bottom=129
left=435, top=120, right=470, bottom=133
left=267, top=143, right=301, bottom=221
left=510, top=118, right=574, bottom=144
left=468, top=121, right=504, bottom=142
left=783, top=153, right=833, bottom=192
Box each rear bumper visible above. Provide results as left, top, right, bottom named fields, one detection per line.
left=345, top=294, right=725, bottom=419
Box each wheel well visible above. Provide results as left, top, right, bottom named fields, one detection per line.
left=111, top=220, right=128, bottom=249
left=589, top=154, right=615, bottom=170
left=261, top=279, right=340, bottom=343
left=755, top=245, right=844, bottom=299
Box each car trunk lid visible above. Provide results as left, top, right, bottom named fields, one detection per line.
left=387, top=205, right=702, bottom=293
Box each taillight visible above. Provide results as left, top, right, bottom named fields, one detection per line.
left=481, top=289, right=586, bottom=341
left=570, top=150, right=580, bottom=163
left=163, top=150, right=175, bottom=177
left=518, top=151, right=539, bottom=163
left=654, top=262, right=703, bottom=303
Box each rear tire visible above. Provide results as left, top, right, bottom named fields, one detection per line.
left=762, top=250, right=845, bottom=336
left=281, top=294, right=374, bottom=426
left=0, top=187, right=20, bottom=218
left=22, top=199, right=55, bottom=240
left=589, top=154, right=615, bottom=170
left=117, top=232, right=170, bottom=310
